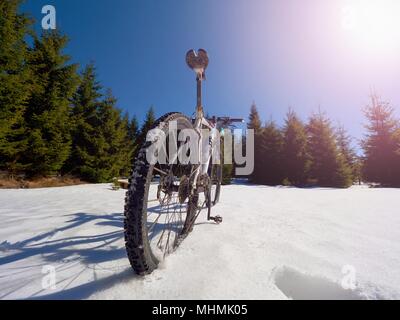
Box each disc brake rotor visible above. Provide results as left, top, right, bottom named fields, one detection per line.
left=157, top=170, right=175, bottom=205
left=178, top=175, right=190, bottom=204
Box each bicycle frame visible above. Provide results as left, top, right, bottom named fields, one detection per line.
left=191, top=75, right=216, bottom=190
left=186, top=49, right=243, bottom=195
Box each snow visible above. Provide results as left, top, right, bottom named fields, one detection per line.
left=0, top=183, right=399, bottom=300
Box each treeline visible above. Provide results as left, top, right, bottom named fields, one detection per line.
left=247, top=95, right=400, bottom=188
left=3, top=2, right=400, bottom=188
left=0, top=1, right=156, bottom=182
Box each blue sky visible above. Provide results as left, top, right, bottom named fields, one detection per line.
left=22, top=0, right=400, bottom=146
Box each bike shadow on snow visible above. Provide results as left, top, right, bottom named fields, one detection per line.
left=1, top=207, right=207, bottom=299
left=0, top=212, right=138, bottom=299
left=0, top=212, right=127, bottom=266
left=29, top=267, right=135, bottom=300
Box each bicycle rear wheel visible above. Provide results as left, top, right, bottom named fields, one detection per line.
left=124, top=113, right=198, bottom=275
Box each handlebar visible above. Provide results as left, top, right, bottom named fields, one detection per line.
left=192, top=116, right=244, bottom=129
left=207, top=116, right=244, bottom=125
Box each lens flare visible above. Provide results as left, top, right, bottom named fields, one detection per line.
left=341, top=0, right=400, bottom=52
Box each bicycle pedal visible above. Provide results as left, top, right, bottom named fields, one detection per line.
left=210, top=215, right=223, bottom=224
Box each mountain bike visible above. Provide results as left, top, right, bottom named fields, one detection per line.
left=124, top=49, right=243, bottom=275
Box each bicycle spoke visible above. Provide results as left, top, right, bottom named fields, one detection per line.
left=146, top=161, right=202, bottom=259
left=148, top=212, right=163, bottom=234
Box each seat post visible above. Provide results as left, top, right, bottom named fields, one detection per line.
left=186, top=49, right=208, bottom=118
left=196, top=76, right=203, bottom=116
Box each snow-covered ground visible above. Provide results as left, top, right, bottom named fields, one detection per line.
left=0, top=183, right=399, bottom=300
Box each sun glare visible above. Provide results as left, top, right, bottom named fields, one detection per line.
left=341, top=0, right=400, bottom=52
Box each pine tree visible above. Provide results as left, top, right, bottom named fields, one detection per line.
left=134, top=106, right=156, bottom=161
left=353, top=156, right=364, bottom=185
left=128, top=115, right=139, bottom=143
left=65, top=63, right=103, bottom=177
left=336, top=124, right=356, bottom=182
left=393, top=128, right=400, bottom=183
left=334, top=153, right=354, bottom=188
left=141, top=106, right=156, bottom=136
left=66, top=64, right=132, bottom=182
left=258, top=121, right=284, bottom=185
left=282, top=109, right=309, bottom=186
left=247, top=102, right=263, bottom=183
left=0, top=0, right=32, bottom=175
left=89, top=90, right=131, bottom=182
left=362, top=95, right=400, bottom=186
left=119, top=112, right=137, bottom=177
left=220, top=134, right=234, bottom=185
left=70, top=88, right=131, bottom=182
left=23, top=31, right=79, bottom=176
left=222, top=164, right=233, bottom=185
left=307, top=110, right=352, bottom=188
left=247, top=102, right=262, bottom=132
left=127, top=114, right=139, bottom=164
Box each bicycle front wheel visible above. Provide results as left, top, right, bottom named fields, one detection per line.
left=124, top=113, right=198, bottom=275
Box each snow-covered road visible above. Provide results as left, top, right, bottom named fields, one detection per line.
left=0, top=183, right=399, bottom=300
